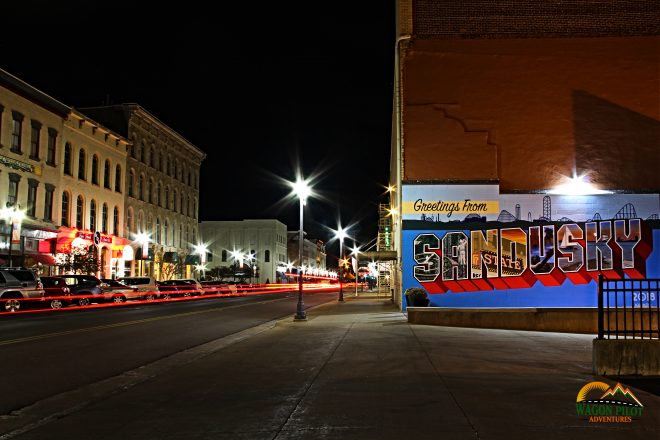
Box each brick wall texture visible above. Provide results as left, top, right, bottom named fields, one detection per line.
left=413, top=0, right=660, bottom=38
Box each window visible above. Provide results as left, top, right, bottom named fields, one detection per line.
left=103, top=160, right=111, bottom=189
left=113, top=206, right=119, bottom=235
left=115, top=165, right=122, bottom=192
left=173, top=189, right=178, bottom=212
left=61, top=192, right=70, bottom=227
left=102, top=203, right=108, bottom=233
left=148, top=178, right=153, bottom=204
left=156, top=182, right=161, bottom=206
left=164, top=220, right=169, bottom=246
left=10, top=111, right=23, bottom=153
left=76, top=195, right=84, bottom=229
left=193, top=199, right=197, bottom=219
left=7, top=173, right=20, bottom=206
left=138, top=174, right=144, bottom=200
left=44, top=184, right=54, bottom=222
left=90, top=200, right=97, bottom=232
left=140, top=142, right=145, bottom=162
left=78, top=149, right=86, bottom=180
left=128, top=170, right=135, bottom=197
left=265, top=250, right=270, bottom=263
left=64, top=143, right=72, bottom=175
left=179, top=224, right=182, bottom=247
left=126, top=208, right=133, bottom=238
left=0, top=104, right=3, bottom=144
left=156, top=218, right=161, bottom=243
left=165, top=186, right=169, bottom=209
left=29, top=120, right=41, bottom=160
left=46, top=128, right=57, bottom=165
left=150, top=146, right=155, bottom=168
left=91, top=155, right=99, bottom=185
left=27, top=179, right=38, bottom=217
left=207, top=252, right=213, bottom=262
left=137, top=211, right=144, bottom=233
left=222, top=250, right=227, bottom=262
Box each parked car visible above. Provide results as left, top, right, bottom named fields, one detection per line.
left=171, top=279, right=204, bottom=295
left=100, top=278, right=145, bottom=303
left=156, top=279, right=202, bottom=297
left=59, top=275, right=107, bottom=306
left=117, top=276, right=161, bottom=300
left=0, top=267, right=45, bottom=312
left=40, top=276, right=72, bottom=309
left=200, top=280, right=234, bottom=295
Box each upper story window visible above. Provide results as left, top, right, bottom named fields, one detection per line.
left=29, top=120, right=41, bottom=160
left=64, top=143, right=72, bottom=175
left=138, top=174, right=144, bottom=200
left=265, top=250, right=270, bottom=263
left=91, top=155, right=99, bottom=185
left=128, top=170, right=135, bottom=197
left=61, top=191, right=70, bottom=227
left=113, top=206, right=119, bottom=235
left=7, top=173, right=20, bottom=207
left=148, top=178, right=154, bottom=204
left=27, top=178, right=38, bottom=217
left=115, top=165, right=122, bottom=193
left=46, top=128, right=57, bottom=165
left=44, top=184, right=54, bottom=222
left=78, top=149, right=86, bottom=180
left=104, top=160, right=111, bottom=189
left=102, top=203, right=108, bottom=234
left=139, top=142, right=145, bottom=163
left=10, top=111, right=24, bottom=153
left=222, top=250, right=227, bottom=262
left=89, top=200, right=97, bottom=232
left=76, top=195, right=84, bottom=229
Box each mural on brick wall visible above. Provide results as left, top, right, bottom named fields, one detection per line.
left=402, top=185, right=660, bottom=308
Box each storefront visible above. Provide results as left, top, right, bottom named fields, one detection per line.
left=54, top=227, right=129, bottom=278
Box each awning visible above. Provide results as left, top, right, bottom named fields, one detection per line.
left=184, top=254, right=201, bottom=265
left=163, top=252, right=179, bottom=263
left=24, top=253, right=57, bottom=266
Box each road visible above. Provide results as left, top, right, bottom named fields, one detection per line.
left=0, top=289, right=338, bottom=415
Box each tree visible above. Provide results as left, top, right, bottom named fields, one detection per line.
left=160, top=252, right=185, bottom=280
left=56, top=242, right=100, bottom=275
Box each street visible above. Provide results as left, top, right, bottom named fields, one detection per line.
left=0, top=289, right=338, bottom=416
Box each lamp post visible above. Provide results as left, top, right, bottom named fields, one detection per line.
left=350, top=242, right=361, bottom=297
left=193, top=243, right=209, bottom=280
left=291, top=178, right=311, bottom=321
left=134, top=233, right=150, bottom=277
left=1, top=206, right=25, bottom=268
left=334, top=225, right=348, bottom=302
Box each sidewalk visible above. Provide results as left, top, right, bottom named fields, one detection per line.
left=12, top=298, right=660, bottom=440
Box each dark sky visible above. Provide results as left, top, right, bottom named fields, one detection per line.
left=2, top=2, right=395, bottom=262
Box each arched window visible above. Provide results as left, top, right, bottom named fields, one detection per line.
left=179, top=224, right=183, bottom=247
left=104, top=160, right=111, bottom=188
left=102, top=203, right=108, bottom=233
left=150, top=146, right=156, bottom=168
left=78, top=149, right=86, bottom=180
left=126, top=208, right=133, bottom=238
left=64, top=143, right=72, bottom=175
left=148, top=178, right=154, bottom=204
left=157, top=182, right=161, bottom=206
left=165, top=186, right=170, bottom=210
left=138, top=174, right=144, bottom=200
left=137, top=211, right=144, bottom=233
left=173, top=189, right=178, bottom=212
left=140, top=142, right=145, bottom=162
left=181, top=193, right=185, bottom=216
left=115, top=165, right=122, bottom=193
left=222, top=250, right=227, bottom=262
left=76, top=195, right=84, bottom=229
left=265, top=250, right=270, bottom=263
left=164, top=220, right=169, bottom=246
left=91, top=155, right=99, bottom=185
left=61, top=192, right=70, bottom=227
left=193, top=199, right=197, bottom=219
left=192, top=228, right=196, bottom=244
left=113, top=206, right=119, bottom=235
left=172, top=221, right=177, bottom=247
left=156, top=218, right=161, bottom=243
left=90, top=200, right=97, bottom=232
left=129, top=170, right=135, bottom=197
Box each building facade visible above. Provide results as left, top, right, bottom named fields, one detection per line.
left=0, top=69, right=69, bottom=270
left=80, top=105, right=206, bottom=280
left=200, top=219, right=288, bottom=284
left=286, top=232, right=327, bottom=273
left=391, top=1, right=660, bottom=309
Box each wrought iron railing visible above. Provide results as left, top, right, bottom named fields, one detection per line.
left=598, top=275, right=660, bottom=339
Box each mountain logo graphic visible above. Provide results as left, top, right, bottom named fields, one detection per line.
left=576, top=381, right=644, bottom=423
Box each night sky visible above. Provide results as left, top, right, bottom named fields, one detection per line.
left=2, top=2, right=395, bottom=262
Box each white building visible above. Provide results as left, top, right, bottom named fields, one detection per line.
left=199, top=219, right=288, bottom=284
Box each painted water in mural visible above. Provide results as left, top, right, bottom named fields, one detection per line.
left=402, top=185, right=660, bottom=308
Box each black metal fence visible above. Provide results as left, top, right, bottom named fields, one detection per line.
left=598, top=275, right=660, bottom=339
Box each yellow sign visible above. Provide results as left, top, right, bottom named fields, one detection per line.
left=403, top=199, right=499, bottom=218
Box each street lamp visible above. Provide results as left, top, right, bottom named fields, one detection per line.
left=1, top=206, right=26, bottom=268
left=193, top=243, right=209, bottom=280
left=291, top=178, right=312, bottom=321
left=350, top=242, right=361, bottom=297
left=334, top=225, right=349, bottom=302
left=134, top=232, right=150, bottom=276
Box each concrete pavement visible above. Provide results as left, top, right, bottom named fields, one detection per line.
left=6, top=298, right=659, bottom=439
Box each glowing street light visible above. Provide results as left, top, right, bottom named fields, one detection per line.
left=290, top=177, right=312, bottom=321
left=193, top=243, right=209, bottom=280
left=334, top=225, right=349, bottom=302
left=350, top=242, right=361, bottom=297
left=1, top=206, right=26, bottom=267
left=134, top=232, right=150, bottom=276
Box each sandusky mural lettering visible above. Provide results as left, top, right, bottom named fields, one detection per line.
left=412, top=219, right=651, bottom=293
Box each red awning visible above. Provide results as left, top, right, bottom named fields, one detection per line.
left=24, top=253, right=57, bottom=266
